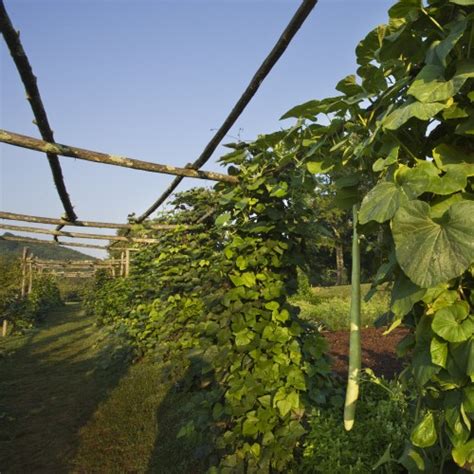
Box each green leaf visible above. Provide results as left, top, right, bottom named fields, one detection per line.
left=306, top=161, right=333, bottom=174
left=407, top=61, right=474, bottom=104
left=391, top=274, right=426, bottom=316
left=411, top=412, right=437, bottom=448
left=399, top=444, right=425, bottom=471
left=359, top=182, right=407, bottom=224
left=450, top=0, right=474, bottom=4
left=432, top=144, right=474, bottom=177
left=452, top=439, right=474, bottom=468
left=432, top=303, right=473, bottom=343
left=392, top=200, right=474, bottom=287
left=372, top=145, right=399, bottom=172
left=382, top=100, right=449, bottom=130
left=356, top=25, right=387, bottom=65
left=215, top=212, right=231, bottom=227
left=336, top=75, right=363, bottom=96
left=235, top=328, right=254, bottom=347
left=430, top=336, right=448, bottom=368
left=426, top=19, right=467, bottom=67
left=408, top=65, right=455, bottom=103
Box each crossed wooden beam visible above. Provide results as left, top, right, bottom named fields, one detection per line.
left=0, top=0, right=318, bottom=249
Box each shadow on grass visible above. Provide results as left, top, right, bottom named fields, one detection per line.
left=0, top=304, right=130, bottom=474
left=147, top=357, right=217, bottom=474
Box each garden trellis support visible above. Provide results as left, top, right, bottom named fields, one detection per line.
left=0, top=0, right=318, bottom=254
left=133, top=0, right=319, bottom=224
left=0, top=1, right=77, bottom=222
left=0, top=223, right=161, bottom=244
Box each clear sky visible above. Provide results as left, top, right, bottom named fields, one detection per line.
left=1, top=0, right=393, bottom=257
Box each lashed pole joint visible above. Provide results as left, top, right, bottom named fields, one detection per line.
left=0, top=1, right=77, bottom=221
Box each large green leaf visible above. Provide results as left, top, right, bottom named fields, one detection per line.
left=426, top=20, right=467, bottom=67
left=392, top=200, right=474, bottom=287
left=359, top=182, right=407, bottom=224
left=433, top=144, right=474, bottom=176
left=391, top=274, right=426, bottom=316
left=432, top=303, right=474, bottom=343
left=411, top=411, right=437, bottom=448
left=408, top=61, right=474, bottom=103
left=382, top=100, right=449, bottom=130
left=398, top=161, right=470, bottom=197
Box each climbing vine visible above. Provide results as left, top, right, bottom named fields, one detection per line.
left=281, top=0, right=474, bottom=469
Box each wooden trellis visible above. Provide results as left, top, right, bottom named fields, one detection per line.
left=0, top=0, right=317, bottom=253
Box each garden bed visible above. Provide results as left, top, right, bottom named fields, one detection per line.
left=325, top=327, right=408, bottom=379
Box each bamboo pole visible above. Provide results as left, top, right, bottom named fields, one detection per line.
left=133, top=0, right=318, bottom=222
left=0, top=2, right=77, bottom=221
left=0, top=211, right=186, bottom=231
left=0, top=223, right=159, bottom=243
left=0, top=129, right=238, bottom=184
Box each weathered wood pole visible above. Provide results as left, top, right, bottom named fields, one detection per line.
left=125, top=249, right=130, bottom=277
left=27, top=257, right=34, bottom=295
left=2, top=320, right=7, bottom=337
left=20, top=247, right=29, bottom=297
left=120, top=251, right=125, bottom=277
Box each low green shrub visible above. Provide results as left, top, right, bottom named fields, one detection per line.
left=299, top=377, right=411, bottom=473
left=292, top=288, right=389, bottom=331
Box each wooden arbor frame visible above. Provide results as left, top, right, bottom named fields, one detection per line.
left=0, top=0, right=318, bottom=252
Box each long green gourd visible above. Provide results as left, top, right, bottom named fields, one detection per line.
left=344, top=204, right=361, bottom=431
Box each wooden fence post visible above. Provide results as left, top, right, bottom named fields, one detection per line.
left=125, top=249, right=130, bottom=277
left=2, top=320, right=7, bottom=337
left=27, top=257, right=34, bottom=295
left=21, top=247, right=29, bottom=297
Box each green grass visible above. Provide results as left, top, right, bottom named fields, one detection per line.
left=292, top=284, right=390, bottom=331
left=0, top=303, right=204, bottom=474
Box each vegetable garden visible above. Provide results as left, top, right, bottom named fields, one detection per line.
left=1, top=0, right=474, bottom=472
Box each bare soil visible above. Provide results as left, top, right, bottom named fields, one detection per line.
left=324, top=327, right=409, bottom=379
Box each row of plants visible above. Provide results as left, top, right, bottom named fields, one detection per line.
left=86, top=0, right=473, bottom=470
left=0, top=256, right=63, bottom=332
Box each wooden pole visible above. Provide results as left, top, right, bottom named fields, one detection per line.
left=27, top=259, right=33, bottom=295
left=0, top=223, right=160, bottom=243
left=0, top=235, right=109, bottom=250
left=0, top=2, right=77, bottom=221
left=0, top=211, right=187, bottom=231
left=21, top=247, right=29, bottom=297
left=0, top=129, right=238, bottom=184
left=125, top=248, right=130, bottom=277
left=133, top=0, right=318, bottom=222
left=2, top=320, right=7, bottom=337
left=120, top=252, right=125, bottom=277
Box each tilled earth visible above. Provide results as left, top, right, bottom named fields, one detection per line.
left=324, top=327, right=409, bottom=379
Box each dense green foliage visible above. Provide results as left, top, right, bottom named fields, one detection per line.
left=281, top=0, right=474, bottom=469
left=0, top=256, right=62, bottom=332
left=301, top=378, right=411, bottom=473
left=85, top=0, right=474, bottom=471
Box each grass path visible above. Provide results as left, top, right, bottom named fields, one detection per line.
left=0, top=304, right=199, bottom=474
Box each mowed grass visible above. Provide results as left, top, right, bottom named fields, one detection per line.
left=0, top=285, right=389, bottom=473
left=292, top=283, right=391, bottom=331
left=0, top=304, right=203, bottom=474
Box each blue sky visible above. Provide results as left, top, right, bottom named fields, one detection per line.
left=1, top=0, right=393, bottom=257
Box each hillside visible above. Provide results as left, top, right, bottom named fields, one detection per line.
left=0, top=233, right=96, bottom=261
